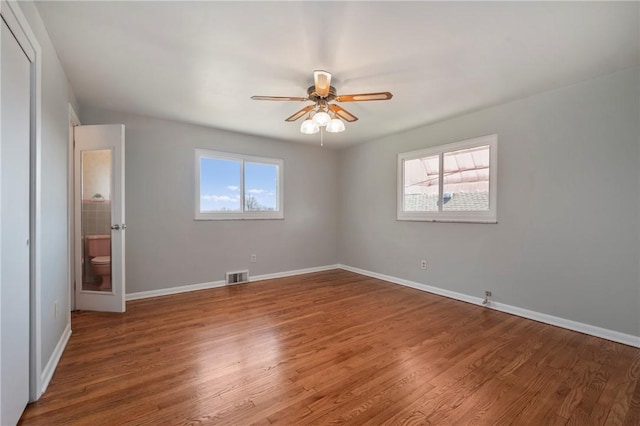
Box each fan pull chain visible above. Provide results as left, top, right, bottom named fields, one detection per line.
left=320, top=127, right=324, bottom=147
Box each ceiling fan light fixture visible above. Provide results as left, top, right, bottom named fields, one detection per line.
left=326, top=117, right=345, bottom=133
left=251, top=70, right=392, bottom=141
left=300, top=117, right=319, bottom=134
left=312, top=110, right=331, bottom=127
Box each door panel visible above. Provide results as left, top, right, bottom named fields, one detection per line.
left=74, top=125, right=125, bottom=313
left=1, top=17, right=31, bottom=425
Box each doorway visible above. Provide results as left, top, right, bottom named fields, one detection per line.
left=73, top=125, right=126, bottom=313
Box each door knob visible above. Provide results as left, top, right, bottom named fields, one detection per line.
left=111, top=224, right=120, bottom=230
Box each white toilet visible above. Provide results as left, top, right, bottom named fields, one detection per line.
left=86, top=235, right=111, bottom=290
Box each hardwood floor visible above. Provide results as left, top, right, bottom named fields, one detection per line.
left=19, top=270, right=640, bottom=425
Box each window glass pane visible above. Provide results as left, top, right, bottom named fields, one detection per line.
left=199, top=158, right=241, bottom=212
left=442, top=145, right=490, bottom=211
left=244, top=162, right=278, bottom=212
left=403, top=155, right=439, bottom=212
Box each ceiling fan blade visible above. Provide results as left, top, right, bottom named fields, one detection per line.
left=285, top=105, right=315, bottom=122
left=314, top=70, right=332, bottom=97
left=329, top=104, right=358, bottom=122
left=335, top=92, right=393, bottom=102
left=251, top=96, right=309, bottom=101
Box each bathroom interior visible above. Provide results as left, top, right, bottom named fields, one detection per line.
left=81, top=149, right=112, bottom=292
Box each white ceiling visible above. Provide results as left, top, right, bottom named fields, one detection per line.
left=36, top=1, right=639, bottom=148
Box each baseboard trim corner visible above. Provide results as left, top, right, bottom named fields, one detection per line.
left=337, top=264, right=640, bottom=348
left=40, top=322, right=72, bottom=397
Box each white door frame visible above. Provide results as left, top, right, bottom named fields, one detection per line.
left=68, top=105, right=80, bottom=311
left=0, top=0, right=44, bottom=402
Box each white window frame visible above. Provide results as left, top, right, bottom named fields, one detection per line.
left=397, top=134, right=497, bottom=223
left=195, top=149, right=284, bottom=220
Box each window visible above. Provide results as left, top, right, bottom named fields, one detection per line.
left=397, top=134, right=497, bottom=223
left=195, top=149, right=283, bottom=220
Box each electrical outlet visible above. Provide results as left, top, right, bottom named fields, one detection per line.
left=420, top=260, right=427, bottom=270
left=250, top=254, right=257, bottom=263
left=485, top=291, right=492, bottom=297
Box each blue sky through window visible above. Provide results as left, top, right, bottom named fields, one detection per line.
left=245, top=162, right=277, bottom=211
left=200, top=158, right=241, bottom=212
left=200, top=158, right=278, bottom=212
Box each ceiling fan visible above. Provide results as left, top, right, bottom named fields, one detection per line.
left=251, top=70, right=393, bottom=136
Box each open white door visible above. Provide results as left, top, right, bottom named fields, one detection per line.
left=74, top=125, right=125, bottom=312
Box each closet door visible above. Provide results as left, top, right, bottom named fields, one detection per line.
left=1, top=16, right=32, bottom=425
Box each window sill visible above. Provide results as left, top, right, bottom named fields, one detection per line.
left=397, top=214, right=497, bottom=224
left=195, top=213, right=284, bottom=221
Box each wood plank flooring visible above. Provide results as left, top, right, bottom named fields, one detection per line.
left=19, top=270, right=640, bottom=425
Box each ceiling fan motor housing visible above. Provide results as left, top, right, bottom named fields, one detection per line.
left=307, top=85, right=337, bottom=102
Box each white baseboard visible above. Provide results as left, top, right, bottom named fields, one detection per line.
left=40, top=322, right=72, bottom=396
left=338, top=264, right=640, bottom=348
left=126, top=264, right=340, bottom=301
left=488, top=299, right=640, bottom=348
left=250, top=264, right=340, bottom=282
left=126, top=280, right=226, bottom=301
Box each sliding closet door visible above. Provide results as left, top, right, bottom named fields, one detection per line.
left=1, top=16, right=32, bottom=425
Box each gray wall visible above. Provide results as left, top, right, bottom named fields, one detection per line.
left=338, top=67, right=640, bottom=337
left=80, top=107, right=339, bottom=294
left=19, top=2, right=74, bottom=375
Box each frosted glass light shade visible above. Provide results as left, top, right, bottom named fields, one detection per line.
left=300, top=118, right=319, bottom=134
left=326, top=118, right=345, bottom=133
left=312, top=111, right=331, bottom=127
